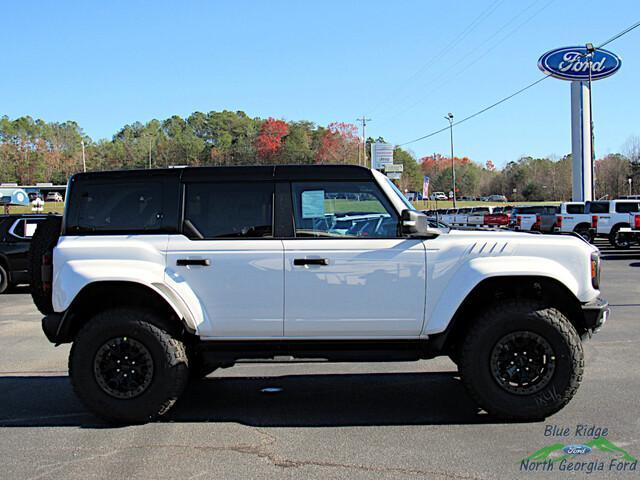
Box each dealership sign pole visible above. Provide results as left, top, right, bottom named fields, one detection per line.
left=538, top=46, right=621, bottom=201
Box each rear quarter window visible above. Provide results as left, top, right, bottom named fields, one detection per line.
left=566, top=204, right=584, bottom=214
left=615, top=202, right=639, bottom=213
left=65, top=179, right=179, bottom=234
left=587, top=202, right=609, bottom=214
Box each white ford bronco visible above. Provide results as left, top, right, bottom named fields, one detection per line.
left=33, top=165, right=609, bottom=423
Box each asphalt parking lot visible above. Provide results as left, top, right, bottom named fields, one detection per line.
left=0, top=240, right=638, bottom=480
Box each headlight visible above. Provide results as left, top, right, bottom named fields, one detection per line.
left=591, top=251, right=601, bottom=289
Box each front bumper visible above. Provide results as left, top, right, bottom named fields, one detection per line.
left=581, top=297, right=609, bottom=332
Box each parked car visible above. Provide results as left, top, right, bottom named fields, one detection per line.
left=34, top=165, right=607, bottom=423
left=430, top=191, right=447, bottom=201
left=590, top=199, right=640, bottom=248
left=45, top=192, right=64, bottom=202
left=615, top=213, right=640, bottom=248
left=554, top=202, right=592, bottom=241
left=440, top=208, right=457, bottom=225
left=487, top=194, right=508, bottom=202
left=453, top=207, right=472, bottom=225
left=27, top=192, right=43, bottom=202
left=466, top=206, right=494, bottom=227
left=484, top=206, right=512, bottom=227
left=509, top=205, right=558, bottom=232
left=0, top=214, right=57, bottom=293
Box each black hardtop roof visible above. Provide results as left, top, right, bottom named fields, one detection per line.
left=70, top=165, right=374, bottom=184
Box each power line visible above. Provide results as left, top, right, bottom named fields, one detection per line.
left=398, top=75, right=550, bottom=146
left=367, top=0, right=505, bottom=117
left=376, top=0, right=549, bottom=121
left=597, top=20, right=640, bottom=49
left=384, top=0, right=555, bottom=122
left=397, top=18, right=640, bottom=148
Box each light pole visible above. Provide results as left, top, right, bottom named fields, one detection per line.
left=80, top=140, right=86, bottom=173
left=629, top=177, right=633, bottom=196
left=586, top=42, right=596, bottom=198
left=356, top=116, right=371, bottom=167
left=445, top=113, right=456, bottom=207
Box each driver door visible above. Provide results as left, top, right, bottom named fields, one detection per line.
left=282, top=181, right=426, bottom=338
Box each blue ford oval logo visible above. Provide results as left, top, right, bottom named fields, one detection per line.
left=538, top=46, right=621, bottom=81
left=562, top=444, right=592, bottom=455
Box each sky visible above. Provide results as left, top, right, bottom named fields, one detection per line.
left=1, top=0, right=639, bottom=168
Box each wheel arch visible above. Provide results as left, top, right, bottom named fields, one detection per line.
left=60, top=280, right=197, bottom=342
left=573, top=222, right=591, bottom=231
left=431, top=275, right=586, bottom=357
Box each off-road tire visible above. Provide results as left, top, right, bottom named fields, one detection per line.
left=459, top=300, right=583, bottom=420
left=0, top=264, right=8, bottom=294
left=69, top=308, right=190, bottom=424
left=28, top=216, right=62, bottom=313
left=609, top=225, right=631, bottom=249
left=574, top=225, right=593, bottom=243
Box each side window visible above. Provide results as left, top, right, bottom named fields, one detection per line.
left=566, top=204, right=584, bottom=214
left=291, top=181, right=399, bottom=238
left=184, top=182, right=273, bottom=239
left=72, top=182, right=164, bottom=232
left=9, top=218, right=44, bottom=239
left=615, top=202, right=639, bottom=213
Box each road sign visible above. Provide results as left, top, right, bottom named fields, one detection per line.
left=384, top=164, right=403, bottom=173
left=386, top=172, right=402, bottom=180
left=371, top=142, right=394, bottom=170
left=538, top=46, right=621, bottom=81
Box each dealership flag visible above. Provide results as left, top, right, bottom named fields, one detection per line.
left=422, top=176, right=430, bottom=199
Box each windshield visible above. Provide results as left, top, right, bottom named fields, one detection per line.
left=384, top=176, right=415, bottom=210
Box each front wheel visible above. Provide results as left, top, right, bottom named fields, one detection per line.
left=610, top=226, right=631, bottom=249
left=459, top=300, right=583, bottom=420
left=69, top=308, right=190, bottom=423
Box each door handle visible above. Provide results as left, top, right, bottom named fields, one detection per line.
left=176, top=258, right=211, bottom=267
left=293, top=258, right=329, bottom=266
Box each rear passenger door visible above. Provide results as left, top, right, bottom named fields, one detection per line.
left=282, top=181, right=426, bottom=338
left=166, top=181, right=284, bottom=338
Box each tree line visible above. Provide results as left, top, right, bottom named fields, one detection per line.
left=1, top=113, right=638, bottom=200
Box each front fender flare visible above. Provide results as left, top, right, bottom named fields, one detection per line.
left=423, top=256, right=579, bottom=335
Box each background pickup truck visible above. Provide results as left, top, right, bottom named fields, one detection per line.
left=590, top=199, right=640, bottom=247
left=554, top=202, right=592, bottom=240
left=509, top=205, right=558, bottom=232
left=466, top=206, right=493, bottom=227
left=616, top=213, right=640, bottom=248
left=483, top=206, right=512, bottom=228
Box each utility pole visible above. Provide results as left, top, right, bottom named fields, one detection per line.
left=356, top=116, right=371, bottom=167
left=445, top=113, right=457, bottom=208
left=81, top=140, right=86, bottom=173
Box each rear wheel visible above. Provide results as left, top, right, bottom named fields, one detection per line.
left=0, top=264, right=8, bottom=294
left=459, top=300, right=583, bottom=420
left=609, top=225, right=631, bottom=249
left=69, top=308, right=190, bottom=423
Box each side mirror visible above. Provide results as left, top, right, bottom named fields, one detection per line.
left=401, top=209, right=440, bottom=238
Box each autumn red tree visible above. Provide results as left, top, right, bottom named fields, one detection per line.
left=316, top=122, right=359, bottom=164
left=255, top=117, right=289, bottom=162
